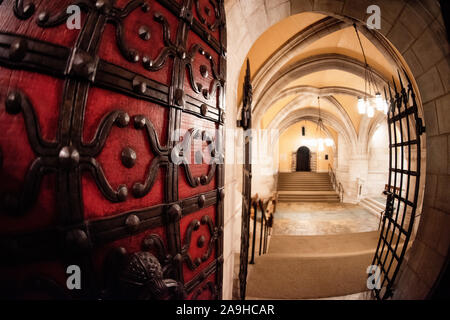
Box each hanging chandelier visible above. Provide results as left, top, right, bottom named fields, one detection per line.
left=315, top=97, right=333, bottom=151
left=300, top=97, right=334, bottom=150
left=353, top=24, right=388, bottom=117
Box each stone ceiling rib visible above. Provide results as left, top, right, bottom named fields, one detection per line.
left=252, top=53, right=389, bottom=122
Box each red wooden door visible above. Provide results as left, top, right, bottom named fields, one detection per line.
left=0, top=0, right=225, bottom=300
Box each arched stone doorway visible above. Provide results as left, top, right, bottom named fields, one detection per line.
left=296, top=146, right=311, bottom=171
left=227, top=0, right=449, bottom=300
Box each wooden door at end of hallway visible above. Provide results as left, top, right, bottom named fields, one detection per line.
left=296, top=146, right=311, bottom=171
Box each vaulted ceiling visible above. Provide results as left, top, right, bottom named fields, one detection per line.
left=237, top=12, right=412, bottom=150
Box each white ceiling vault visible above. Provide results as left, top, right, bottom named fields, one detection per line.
left=236, top=11, right=414, bottom=154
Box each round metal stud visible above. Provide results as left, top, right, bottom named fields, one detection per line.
left=142, top=55, right=154, bottom=68
left=117, top=185, right=128, bottom=202
left=95, top=0, right=105, bottom=9
left=200, top=65, right=208, bottom=78
left=138, top=25, right=151, bottom=40
left=173, top=253, right=183, bottom=265
left=200, top=175, right=208, bottom=185
left=200, top=104, right=208, bottom=116
left=65, top=229, right=89, bottom=253
left=141, top=2, right=150, bottom=12
left=72, top=52, right=96, bottom=78
left=195, top=176, right=201, bottom=186
left=198, top=194, right=206, bottom=208
left=201, top=215, right=209, bottom=225
left=202, top=88, right=209, bottom=99
left=132, top=182, right=145, bottom=198
left=125, top=214, right=140, bottom=232
left=219, top=189, right=225, bottom=201
left=9, top=39, right=28, bottom=62
left=58, top=146, right=80, bottom=169
left=168, top=204, right=182, bottom=221
left=174, top=89, right=185, bottom=107
left=197, top=235, right=206, bottom=248
left=193, top=220, right=201, bottom=231
left=121, top=147, right=137, bottom=168
left=95, top=0, right=111, bottom=14
left=133, top=115, right=147, bottom=129
left=133, top=79, right=147, bottom=94
left=37, top=11, right=49, bottom=24
left=194, top=257, right=202, bottom=267
left=115, top=112, right=130, bottom=128
left=5, top=91, right=22, bottom=115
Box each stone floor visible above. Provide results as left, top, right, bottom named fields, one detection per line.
left=273, top=202, right=380, bottom=236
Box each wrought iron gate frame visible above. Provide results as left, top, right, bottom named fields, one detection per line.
left=370, top=69, right=425, bottom=300
left=237, top=59, right=252, bottom=300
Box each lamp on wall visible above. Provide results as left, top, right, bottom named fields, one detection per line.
left=353, top=24, right=388, bottom=117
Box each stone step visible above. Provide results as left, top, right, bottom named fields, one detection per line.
left=360, top=198, right=384, bottom=218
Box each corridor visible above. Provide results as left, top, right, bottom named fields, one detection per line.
left=245, top=200, right=383, bottom=300
left=273, top=202, right=380, bottom=236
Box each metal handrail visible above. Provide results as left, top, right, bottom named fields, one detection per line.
left=249, top=195, right=275, bottom=264
left=329, top=164, right=344, bottom=202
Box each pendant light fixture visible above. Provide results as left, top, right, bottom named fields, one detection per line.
left=316, top=97, right=325, bottom=152
left=353, top=23, right=388, bottom=117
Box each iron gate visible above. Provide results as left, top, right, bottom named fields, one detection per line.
left=370, top=70, right=425, bottom=300
left=237, top=59, right=252, bottom=300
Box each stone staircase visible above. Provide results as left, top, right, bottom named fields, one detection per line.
left=277, top=172, right=339, bottom=202
left=245, top=231, right=381, bottom=299
left=360, top=197, right=385, bottom=218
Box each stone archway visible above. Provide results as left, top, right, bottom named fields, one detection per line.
left=223, top=0, right=449, bottom=300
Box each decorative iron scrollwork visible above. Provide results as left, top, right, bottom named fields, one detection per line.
left=131, top=114, right=169, bottom=198
left=173, top=128, right=217, bottom=188
left=185, top=43, right=223, bottom=100
left=142, top=12, right=178, bottom=71
left=0, top=90, right=59, bottom=216
left=193, top=0, right=223, bottom=32
left=13, top=0, right=35, bottom=20
left=182, top=215, right=219, bottom=270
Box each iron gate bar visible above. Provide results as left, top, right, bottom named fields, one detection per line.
left=238, top=59, right=253, bottom=300
left=370, top=69, right=424, bottom=300
left=379, top=74, right=406, bottom=284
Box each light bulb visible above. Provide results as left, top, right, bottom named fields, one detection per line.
left=383, top=100, right=389, bottom=114
left=375, top=93, right=383, bottom=111
left=367, top=105, right=375, bottom=118
left=357, top=97, right=366, bottom=114
left=325, top=138, right=333, bottom=147
left=318, top=141, right=324, bottom=152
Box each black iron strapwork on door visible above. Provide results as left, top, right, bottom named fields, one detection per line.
left=369, top=69, right=425, bottom=300
left=237, top=59, right=252, bottom=300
